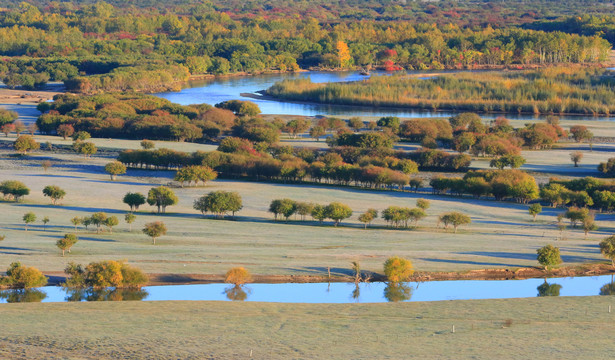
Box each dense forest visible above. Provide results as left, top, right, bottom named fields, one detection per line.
left=268, top=67, right=615, bottom=116
left=0, top=1, right=611, bottom=93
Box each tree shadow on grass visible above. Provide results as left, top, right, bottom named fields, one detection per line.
left=85, top=179, right=155, bottom=186
left=301, top=266, right=355, bottom=276
left=16, top=174, right=85, bottom=179
left=458, top=251, right=599, bottom=263
left=15, top=203, right=126, bottom=214
left=419, top=258, right=519, bottom=267
left=40, top=234, right=117, bottom=243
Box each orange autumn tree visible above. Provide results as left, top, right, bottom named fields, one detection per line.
left=336, top=40, right=352, bottom=68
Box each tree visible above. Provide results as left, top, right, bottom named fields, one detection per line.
left=599, top=235, right=615, bottom=266
left=13, top=135, right=39, bottom=154
left=23, top=212, right=36, bottom=231
left=75, top=141, right=97, bottom=158
left=89, top=212, right=108, bottom=233
left=311, top=204, right=327, bottom=224
left=325, top=202, right=353, bottom=226
left=528, top=203, right=542, bottom=221
left=193, top=191, right=243, bottom=219
left=269, top=199, right=297, bottom=221
left=140, top=140, right=155, bottom=149
left=42, top=216, right=50, bottom=230
left=56, top=234, right=78, bottom=256
left=570, top=125, right=593, bottom=144
left=72, top=131, right=91, bottom=141
left=224, top=267, right=252, bottom=286
left=383, top=256, right=414, bottom=282
left=439, top=212, right=471, bottom=233
left=581, top=212, right=598, bottom=238
left=56, top=124, right=74, bottom=140
left=565, top=207, right=589, bottom=228
left=70, top=216, right=82, bottom=231
left=0, top=180, right=30, bottom=202
left=489, top=154, right=526, bottom=170
left=142, top=221, right=167, bottom=244
left=105, top=161, right=127, bottom=181
left=174, top=165, right=217, bottom=187
left=147, top=186, right=178, bottom=214
left=416, top=199, right=430, bottom=210
left=42, top=185, right=66, bottom=205
left=295, top=202, right=314, bottom=221
left=309, top=126, right=326, bottom=141
left=104, top=216, right=119, bottom=233
left=1, top=262, right=47, bottom=288
left=123, top=192, right=146, bottom=212
left=41, top=160, right=52, bottom=172
left=570, top=151, right=583, bottom=167
left=358, top=208, right=378, bottom=229
left=283, top=119, right=310, bottom=138
left=536, top=244, right=562, bottom=270
left=125, top=213, right=136, bottom=231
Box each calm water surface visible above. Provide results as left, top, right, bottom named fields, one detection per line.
left=155, top=70, right=615, bottom=121
left=2, top=275, right=614, bottom=303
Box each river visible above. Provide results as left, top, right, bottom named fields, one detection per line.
left=155, top=70, right=615, bottom=121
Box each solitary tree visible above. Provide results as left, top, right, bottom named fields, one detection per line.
left=42, top=216, right=50, bottom=230
left=23, top=212, right=36, bottom=231
left=439, top=212, right=471, bottom=233
left=325, top=202, right=353, bottom=226
left=140, top=140, right=155, bottom=149
left=528, top=203, right=542, bottom=221
left=13, top=135, right=39, bottom=154
left=582, top=212, right=598, bottom=238
left=56, top=234, right=78, bottom=256
left=104, top=161, right=127, bottom=181
left=349, top=117, right=364, bottom=132
left=570, top=151, right=583, bottom=167
left=309, top=126, right=326, bottom=141
left=599, top=235, right=615, bottom=266
left=123, top=192, right=146, bottom=212
left=224, top=267, right=252, bottom=286
left=416, top=199, right=430, bottom=211
left=383, top=256, right=414, bottom=282
left=147, top=186, right=178, bottom=214
left=536, top=244, right=562, bottom=270
left=75, top=141, right=97, bottom=158
left=42, top=185, right=66, bottom=205
left=56, top=124, right=74, bottom=140
left=142, top=221, right=167, bottom=244
left=41, top=160, right=52, bottom=172
left=125, top=213, right=136, bottom=231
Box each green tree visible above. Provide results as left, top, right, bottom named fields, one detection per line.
left=311, top=204, right=327, bottom=224
left=70, top=216, right=82, bottom=231
left=140, top=140, right=155, bottom=149
left=416, top=198, right=430, bottom=210
left=105, top=161, right=127, bottom=181
left=348, top=117, right=364, bottom=132
left=0, top=180, right=29, bottom=202
left=310, top=126, right=326, bottom=141
left=142, top=221, right=167, bottom=245
left=147, top=186, right=178, bottom=214
left=174, top=165, right=217, bottom=187
left=56, top=234, right=78, bottom=256
left=536, top=244, right=562, bottom=270
left=582, top=212, right=598, bottom=238
left=13, top=135, right=39, bottom=154
left=89, top=212, right=108, bottom=233
left=564, top=207, right=589, bottom=228
left=104, top=216, right=119, bottom=233
left=42, top=216, right=50, bottom=230
left=125, top=213, right=136, bottom=231
left=75, top=141, right=97, bottom=158
left=284, top=119, right=310, bottom=138
left=383, top=256, right=414, bottom=282
left=72, top=131, right=91, bottom=141
left=489, top=154, right=526, bottom=170
left=325, top=202, right=353, bottom=226
left=193, top=191, right=243, bottom=219
left=528, top=203, right=542, bottom=221
left=358, top=208, right=378, bottom=229
left=42, top=185, right=66, bottom=205
left=123, top=192, right=146, bottom=212
left=439, top=212, right=471, bottom=233
left=269, top=199, right=297, bottom=221
left=599, top=236, right=615, bottom=266
left=22, top=212, right=36, bottom=231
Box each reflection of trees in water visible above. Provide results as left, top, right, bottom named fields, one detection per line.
left=599, top=282, right=615, bottom=296
left=351, top=283, right=360, bottom=302
left=224, top=285, right=250, bottom=301
left=64, top=288, right=149, bottom=302
left=536, top=281, right=562, bottom=297
left=384, top=282, right=413, bottom=302
left=0, top=289, right=47, bottom=303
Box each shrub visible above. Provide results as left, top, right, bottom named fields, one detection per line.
left=13, top=135, right=39, bottom=154
left=0, top=262, right=47, bottom=289
left=383, top=256, right=414, bottom=282
left=63, top=260, right=148, bottom=289
left=224, top=267, right=252, bottom=286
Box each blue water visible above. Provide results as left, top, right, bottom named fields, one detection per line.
left=155, top=70, right=615, bottom=121
left=1, top=275, right=613, bottom=303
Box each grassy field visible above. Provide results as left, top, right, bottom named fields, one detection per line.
left=1, top=296, right=614, bottom=359
left=0, top=147, right=612, bottom=279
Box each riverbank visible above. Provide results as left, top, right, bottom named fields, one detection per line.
left=1, top=297, right=614, bottom=359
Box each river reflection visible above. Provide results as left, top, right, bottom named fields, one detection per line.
left=536, top=280, right=562, bottom=297
left=2, top=274, right=615, bottom=304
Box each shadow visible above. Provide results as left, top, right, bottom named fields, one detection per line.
left=457, top=251, right=538, bottom=261
left=16, top=174, right=85, bottom=179
left=152, top=274, right=199, bottom=284
left=419, top=258, right=518, bottom=267
left=302, top=266, right=355, bottom=276
left=15, top=203, right=126, bottom=214
left=0, top=246, right=37, bottom=252
left=40, top=234, right=116, bottom=243
left=85, top=179, right=155, bottom=186
left=383, top=282, right=413, bottom=302
left=0, top=289, right=47, bottom=303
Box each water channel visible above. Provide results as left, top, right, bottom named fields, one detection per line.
left=1, top=275, right=614, bottom=303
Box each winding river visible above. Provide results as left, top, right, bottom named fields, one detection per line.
left=156, top=70, right=615, bottom=121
